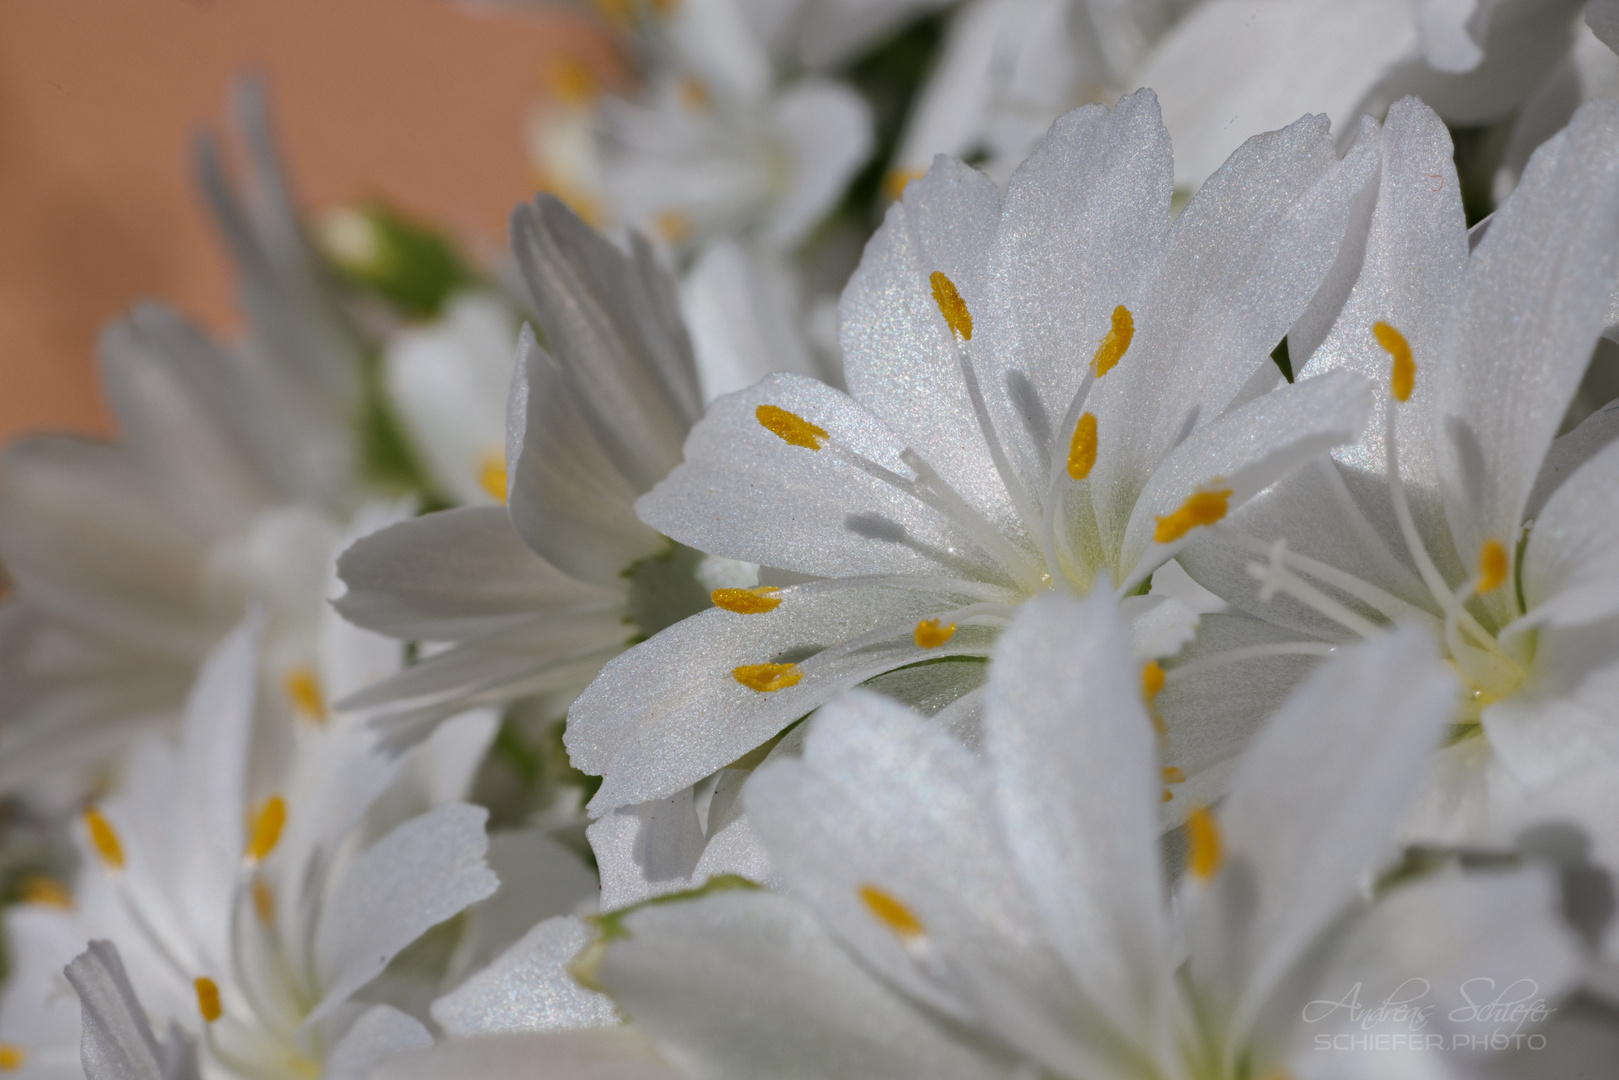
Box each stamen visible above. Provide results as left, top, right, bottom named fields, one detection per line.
left=1477, top=539, right=1508, bottom=594
left=929, top=271, right=972, bottom=341
left=883, top=168, right=925, bottom=201
left=1247, top=539, right=1382, bottom=640
left=757, top=405, right=828, bottom=450
left=1153, top=487, right=1233, bottom=544
left=1373, top=321, right=1415, bottom=402
left=654, top=211, right=691, bottom=245
left=194, top=977, right=222, bottom=1023
left=711, top=586, right=782, bottom=614
left=478, top=453, right=508, bottom=503
left=913, top=618, right=957, bottom=648
left=1092, top=305, right=1134, bottom=377
left=83, top=808, right=124, bottom=871
left=0, top=1045, right=24, bottom=1070
left=20, top=875, right=71, bottom=908
left=1186, top=806, right=1223, bottom=880
left=677, top=76, right=710, bottom=111
left=251, top=878, right=275, bottom=924
left=1162, top=766, right=1185, bottom=804
left=245, top=796, right=286, bottom=863
left=859, top=884, right=925, bottom=940
left=284, top=667, right=326, bottom=724
left=1067, top=413, right=1098, bottom=480
left=732, top=663, right=803, bottom=692
left=1142, top=660, right=1168, bottom=736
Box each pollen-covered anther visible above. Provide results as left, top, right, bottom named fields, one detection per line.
left=711, top=586, right=782, bottom=614
left=1477, top=538, right=1509, bottom=594
left=1142, top=660, right=1168, bottom=736
left=252, top=878, right=276, bottom=924
left=654, top=210, right=691, bottom=244
left=677, top=76, right=710, bottom=110
left=1161, top=765, right=1185, bottom=803
left=0, top=1044, right=25, bottom=1070
left=1373, top=321, right=1415, bottom=403
left=859, top=884, right=925, bottom=940
left=913, top=618, right=957, bottom=648
left=285, top=667, right=327, bottom=724
left=478, top=452, right=508, bottom=503
left=756, top=404, right=829, bottom=450
left=83, top=808, right=124, bottom=871
left=20, top=876, right=71, bottom=908
left=195, top=977, right=222, bottom=1023
left=1186, top=806, right=1223, bottom=880
left=732, top=663, right=803, bottom=692
left=883, top=168, right=925, bottom=200
left=1067, top=412, right=1098, bottom=480
left=1153, top=487, right=1234, bottom=544
left=245, top=796, right=287, bottom=863
left=929, top=271, right=973, bottom=341
left=1092, top=304, right=1134, bottom=377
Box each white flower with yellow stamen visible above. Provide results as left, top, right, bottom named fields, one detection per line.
left=1175, top=96, right=1619, bottom=854
left=379, top=592, right=1584, bottom=1080
left=0, top=622, right=511, bottom=1080
left=564, top=89, right=1380, bottom=815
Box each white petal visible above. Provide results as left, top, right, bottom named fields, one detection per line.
left=1593, top=0, right=1619, bottom=50
left=682, top=243, right=830, bottom=403
left=1197, top=627, right=1460, bottom=1043
left=601, top=890, right=1009, bottom=1080
left=984, top=592, right=1170, bottom=1040
left=2, top=907, right=92, bottom=1077
left=1483, top=615, right=1619, bottom=787
left=1088, top=113, right=1379, bottom=549
left=1117, top=368, right=1374, bottom=576
left=765, top=80, right=873, bottom=250
left=744, top=692, right=1115, bottom=1074
left=889, top=0, right=1016, bottom=172
left=588, top=791, right=706, bottom=910
left=376, top=1029, right=680, bottom=1080
left=450, top=827, right=600, bottom=981
left=975, top=89, right=1173, bottom=507
left=334, top=507, right=617, bottom=643
left=65, top=940, right=201, bottom=1080
left=384, top=292, right=517, bottom=507
left=1524, top=397, right=1619, bottom=522
left=1519, top=436, right=1619, bottom=628
left=310, top=803, right=498, bottom=1026
left=568, top=578, right=1002, bottom=812
left=1136, top=0, right=1418, bottom=190
left=637, top=374, right=1011, bottom=584
left=838, top=156, right=1020, bottom=536
left=1434, top=97, right=1619, bottom=609
left=431, top=916, right=617, bottom=1037
left=324, top=1005, right=431, bottom=1080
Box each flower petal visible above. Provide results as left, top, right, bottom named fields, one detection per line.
left=1519, top=437, right=1619, bottom=628
left=65, top=940, right=201, bottom=1080
left=373, top=1029, right=680, bottom=1080
left=601, top=890, right=1010, bottom=1080
left=431, top=916, right=617, bottom=1037
left=323, top=1005, right=431, bottom=1080
left=588, top=791, right=707, bottom=910
left=765, top=80, right=873, bottom=250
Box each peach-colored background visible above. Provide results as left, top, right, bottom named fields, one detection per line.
left=0, top=0, right=615, bottom=444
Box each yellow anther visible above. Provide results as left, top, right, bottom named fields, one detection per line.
left=913, top=618, right=957, bottom=648
left=83, top=808, right=124, bottom=871
left=284, top=667, right=326, bottom=724
left=859, top=884, right=925, bottom=940
left=929, top=271, right=973, bottom=341
left=544, top=58, right=599, bottom=107
left=20, top=876, right=72, bottom=908
left=245, top=796, right=286, bottom=863
left=677, top=76, right=710, bottom=110
left=1478, top=538, right=1509, bottom=594
left=478, top=453, right=508, bottom=504
left=756, top=404, right=828, bottom=450
left=882, top=168, right=925, bottom=200
left=1373, top=321, right=1415, bottom=403
left=732, top=663, right=803, bottom=692
left=195, top=977, right=222, bottom=1023
left=1162, top=766, right=1185, bottom=784
left=251, top=878, right=276, bottom=925
left=654, top=210, right=691, bottom=244
left=1186, top=805, right=1223, bottom=881
left=1141, top=660, right=1166, bottom=702
left=712, top=586, right=782, bottom=614
left=649, top=0, right=678, bottom=14
left=1067, top=412, right=1098, bottom=480
left=0, top=1044, right=25, bottom=1070
left=1091, top=305, right=1134, bottom=377
left=1153, top=488, right=1233, bottom=544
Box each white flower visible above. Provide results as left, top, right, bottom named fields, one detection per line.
left=377, top=592, right=1586, bottom=1080
left=64, top=941, right=199, bottom=1080
left=565, top=90, right=1379, bottom=815
left=1, top=622, right=506, bottom=1080
left=1176, top=97, right=1619, bottom=853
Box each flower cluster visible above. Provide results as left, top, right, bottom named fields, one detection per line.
left=6, top=4, right=1619, bottom=1080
